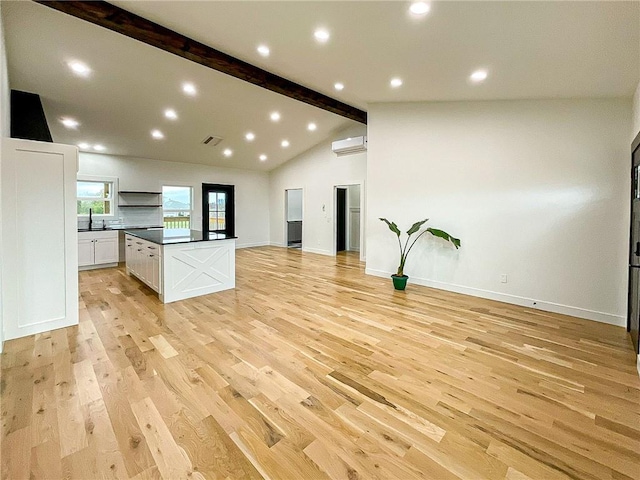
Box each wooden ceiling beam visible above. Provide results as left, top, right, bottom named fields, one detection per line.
left=35, top=0, right=367, bottom=125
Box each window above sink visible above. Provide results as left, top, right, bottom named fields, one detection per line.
left=77, top=175, right=118, bottom=218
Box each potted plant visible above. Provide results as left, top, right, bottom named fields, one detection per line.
left=379, top=218, right=461, bottom=291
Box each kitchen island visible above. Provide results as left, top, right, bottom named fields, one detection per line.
left=124, top=228, right=236, bottom=303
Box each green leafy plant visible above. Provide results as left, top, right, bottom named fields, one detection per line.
left=379, top=218, right=461, bottom=277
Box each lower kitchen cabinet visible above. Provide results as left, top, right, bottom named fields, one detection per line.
left=125, top=234, right=162, bottom=293
left=78, top=231, right=119, bottom=269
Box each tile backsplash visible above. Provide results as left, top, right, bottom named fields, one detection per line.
left=77, top=207, right=163, bottom=229
left=78, top=190, right=164, bottom=229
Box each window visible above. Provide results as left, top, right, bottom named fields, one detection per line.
left=77, top=180, right=114, bottom=216
left=163, top=186, right=192, bottom=229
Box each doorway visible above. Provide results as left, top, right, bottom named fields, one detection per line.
left=285, top=189, right=302, bottom=248
left=334, top=184, right=361, bottom=256
left=336, top=188, right=347, bottom=252
left=202, top=183, right=235, bottom=236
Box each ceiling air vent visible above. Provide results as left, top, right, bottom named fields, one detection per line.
left=201, top=135, right=223, bottom=147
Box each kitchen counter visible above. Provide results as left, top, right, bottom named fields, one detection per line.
left=78, top=225, right=163, bottom=232
left=124, top=228, right=235, bottom=245
left=109, top=225, right=163, bottom=231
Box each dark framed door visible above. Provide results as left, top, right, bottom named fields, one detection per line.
left=628, top=132, right=640, bottom=354
left=336, top=188, right=347, bottom=252
left=202, top=183, right=235, bottom=237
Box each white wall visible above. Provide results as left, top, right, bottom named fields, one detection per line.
left=286, top=189, right=303, bottom=221
left=633, top=81, right=640, bottom=139
left=0, top=0, right=9, bottom=352
left=269, top=126, right=367, bottom=256
left=0, top=3, right=8, bottom=139
left=631, top=81, right=640, bottom=373
left=367, top=98, right=631, bottom=326
left=79, top=153, right=270, bottom=249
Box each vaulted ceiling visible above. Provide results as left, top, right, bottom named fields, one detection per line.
left=4, top=1, right=638, bottom=171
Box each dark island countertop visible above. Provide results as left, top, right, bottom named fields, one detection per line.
left=124, top=228, right=236, bottom=245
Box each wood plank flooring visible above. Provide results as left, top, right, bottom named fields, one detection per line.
left=1, top=246, right=639, bottom=480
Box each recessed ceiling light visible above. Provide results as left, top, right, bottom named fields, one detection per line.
left=270, top=112, right=281, bottom=122
left=307, top=123, right=317, bottom=131
left=78, top=142, right=90, bottom=149
left=67, top=60, right=91, bottom=77
left=281, top=140, right=290, bottom=148
left=409, top=2, right=431, bottom=16
left=164, top=109, right=178, bottom=120
left=390, top=77, right=403, bottom=88
left=259, top=154, right=267, bottom=161
left=245, top=132, right=255, bottom=141
left=470, top=69, right=488, bottom=83
left=334, top=82, right=344, bottom=91
left=93, top=145, right=105, bottom=152
left=314, top=28, right=330, bottom=43
left=151, top=129, right=164, bottom=139
left=182, top=82, right=197, bottom=96
left=257, top=45, right=270, bottom=57
left=60, top=117, right=79, bottom=129
left=223, top=148, right=233, bottom=157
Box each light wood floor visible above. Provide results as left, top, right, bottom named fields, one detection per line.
left=1, top=247, right=639, bottom=480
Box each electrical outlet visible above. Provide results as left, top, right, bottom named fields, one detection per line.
left=500, top=274, right=508, bottom=283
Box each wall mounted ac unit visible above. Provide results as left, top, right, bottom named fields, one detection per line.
left=332, top=136, right=367, bottom=156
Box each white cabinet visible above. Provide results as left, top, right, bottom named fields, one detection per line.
left=78, top=231, right=119, bottom=270
left=1, top=139, right=79, bottom=341
left=125, top=236, right=135, bottom=273
left=150, top=253, right=161, bottom=292
left=95, top=235, right=118, bottom=264
left=78, top=237, right=95, bottom=267
left=125, top=234, right=162, bottom=293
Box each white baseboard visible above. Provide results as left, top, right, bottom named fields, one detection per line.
left=266, top=243, right=332, bottom=257
left=79, top=262, right=118, bottom=271
left=365, top=268, right=625, bottom=327
left=236, top=241, right=270, bottom=249
left=302, top=247, right=333, bottom=256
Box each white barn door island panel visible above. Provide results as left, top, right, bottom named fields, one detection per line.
left=162, top=239, right=235, bottom=303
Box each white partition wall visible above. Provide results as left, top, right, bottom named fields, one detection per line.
left=1, top=138, right=78, bottom=340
